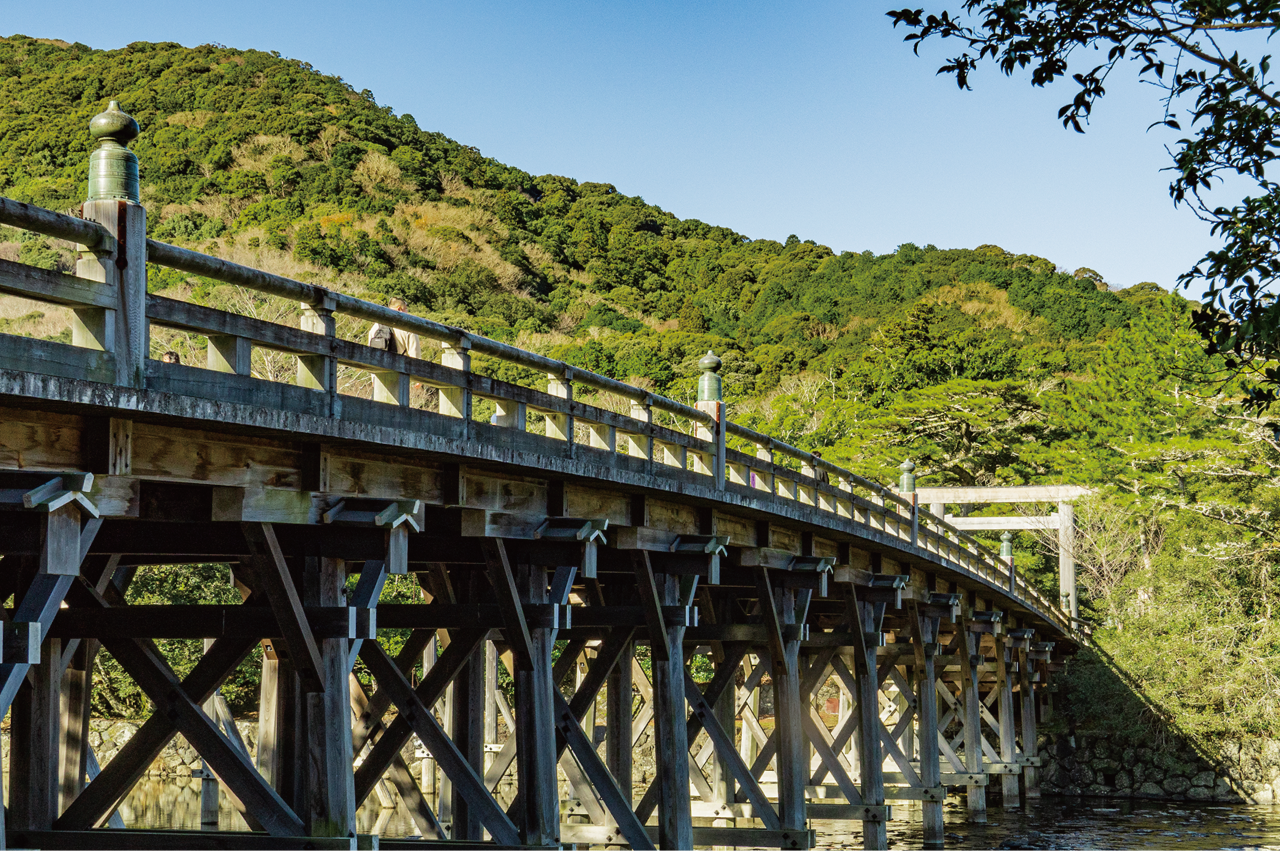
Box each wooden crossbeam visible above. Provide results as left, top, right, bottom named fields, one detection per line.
left=241, top=523, right=324, bottom=693
left=56, top=630, right=258, bottom=830
left=633, top=642, right=748, bottom=822
left=353, top=629, right=487, bottom=805
left=358, top=641, right=521, bottom=847
left=350, top=627, right=435, bottom=754
left=801, top=703, right=862, bottom=806
left=349, top=676, right=444, bottom=840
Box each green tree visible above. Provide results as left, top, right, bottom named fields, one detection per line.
left=888, top=1, right=1280, bottom=407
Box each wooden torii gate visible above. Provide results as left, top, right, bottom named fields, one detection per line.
left=914, top=485, right=1091, bottom=620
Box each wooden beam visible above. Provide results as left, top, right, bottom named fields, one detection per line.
left=481, top=538, right=535, bottom=671
left=241, top=523, right=324, bottom=693
left=631, top=550, right=670, bottom=662
left=551, top=690, right=655, bottom=851
left=352, top=629, right=486, bottom=806
left=915, top=485, right=1091, bottom=504
left=358, top=641, right=521, bottom=847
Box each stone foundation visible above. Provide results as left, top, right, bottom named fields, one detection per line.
left=1038, top=733, right=1280, bottom=804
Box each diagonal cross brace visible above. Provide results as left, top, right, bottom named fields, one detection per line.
left=353, top=629, right=487, bottom=806
left=242, top=523, right=324, bottom=693
left=359, top=641, right=521, bottom=847
left=73, top=585, right=302, bottom=836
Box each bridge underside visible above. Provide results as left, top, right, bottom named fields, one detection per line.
left=0, top=382, right=1072, bottom=851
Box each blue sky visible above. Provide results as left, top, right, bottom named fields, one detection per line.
left=6, top=1, right=1217, bottom=292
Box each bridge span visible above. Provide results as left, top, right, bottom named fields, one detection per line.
left=0, top=103, right=1081, bottom=850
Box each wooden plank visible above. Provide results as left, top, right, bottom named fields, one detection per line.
left=0, top=258, right=116, bottom=308
left=46, top=604, right=369, bottom=639
left=241, top=523, right=324, bottom=693
left=352, top=629, right=486, bottom=805
left=0, top=334, right=116, bottom=385
left=650, top=572, right=692, bottom=850
left=8, top=830, right=359, bottom=851
left=915, top=485, right=1091, bottom=504
left=358, top=641, right=521, bottom=847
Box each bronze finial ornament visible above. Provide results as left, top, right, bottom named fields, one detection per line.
left=87, top=100, right=140, bottom=202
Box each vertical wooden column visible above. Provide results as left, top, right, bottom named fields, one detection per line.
left=651, top=572, right=692, bottom=850
left=994, top=630, right=1020, bottom=809
left=1058, top=501, right=1077, bottom=618
left=545, top=371, right=573, bottom=444
left=911, top=603, right=943, bottom=846
left=297, top=297, right=336, bottom=397
left=606, top=639, right=634, bottom=802
left=771, top=587, right=808, bottom=833
left=853, top=595, right=888, bottom=850
left=76, top=198, right=147, bottom=387
left=199, top=638, right=221, bottom=830
left=514, top=563, right=559, bottom=847
left=709, top=671, right=737, bottom=824
left=451, top=571, right=487, bottom=841
left=9, top=634, right=63, bottom=830
left=59, top=640, right=98, bottom=814
left=440, top=341, right=472, bottom=421
left=1019, top=645, right=1040, bottom=799
left=303, top=557, right=355, bottom=836
left=957, top=611, right=987, bottom=822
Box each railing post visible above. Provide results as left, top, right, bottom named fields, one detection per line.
left=440, top=339, right=472, bottom=422
left=207, top=335, right=252, bottom=376
left=77, top=101, right=147, bottom=388
left=694, top=351, right=725, bottom=487
left=1001, top=532, right=1015, bottom=593
left=626, top=398, right=652, bottom=465
left=752, top=442, right=773, bottom=492
left=545, top=368, right=572, bottom=446
left=899, top=460, right=918, bottom=545
left=298, top=295, right=336, bottom=391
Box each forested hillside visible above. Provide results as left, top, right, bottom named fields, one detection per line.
left=1, top=35, right=1278, bottom=747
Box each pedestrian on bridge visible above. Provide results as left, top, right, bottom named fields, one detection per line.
left=367, top=297, right=421, bottom=359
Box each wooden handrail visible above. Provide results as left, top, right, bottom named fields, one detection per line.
left=0, top=196, right=1075, bottom=628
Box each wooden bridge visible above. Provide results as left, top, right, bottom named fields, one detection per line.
left=0, top=103, right=1080, bottom=850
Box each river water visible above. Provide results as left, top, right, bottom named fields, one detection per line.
left=121, top=780, right=1280, bottom=848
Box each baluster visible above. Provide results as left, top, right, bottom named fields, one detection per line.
left=754, top=443, right=774, bottom=493
left=207, top=335, right=251, bottom=376
left=298, top=294, right=336, bottom=394
left=439, top=340, right=471, bottom=420
left=545, top=369, right=572, bottom=443
left=626, top=399, right=652, bottom=460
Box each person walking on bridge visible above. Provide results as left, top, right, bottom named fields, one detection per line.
left=367, top=297, right=421, bottom=359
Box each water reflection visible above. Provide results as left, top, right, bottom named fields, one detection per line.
left=122, top=781, right=1280, bottom=849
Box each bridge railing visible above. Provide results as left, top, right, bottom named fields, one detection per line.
left=0, top=191, right=1068, bottom=629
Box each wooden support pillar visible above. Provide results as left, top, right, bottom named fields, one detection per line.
left=1019, top=646, right=1040, bottom=799
left=958, top=615, right=987, bottom=822
left=911, top=603, right=943, bottom=846
left=606, top=638, right=634, bottom=801
left=200, top=638, right=221, bottom=830
left=650, top=572, right=693, bottom=850
left=451, top=572, right=487, bottom=841
left=853, top=591, right=888, bottom=850
left=709, top=667, right=737, bottom=823
left=770, top=587, right=808, bottom=833
left=513, top=562, right=559, bottom=847
left=303, top=557, right=356, bottom=836
left=59, top=639, right=98, bottom=815
left=10, top=634, right=63, bottom=831
left=994, top=631, right=1020, bottom=809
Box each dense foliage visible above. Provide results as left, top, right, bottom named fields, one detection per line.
left=1, top=36, right=1277, bottom=747
left=887, top=1, right=1280, bottom=409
